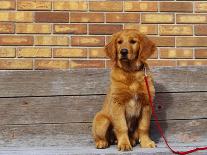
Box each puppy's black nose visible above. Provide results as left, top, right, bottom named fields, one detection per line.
left=120, top=49, right=128, bottom=56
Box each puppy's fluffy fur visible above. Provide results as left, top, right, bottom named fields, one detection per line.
left=92, top=29, right=156, bottom=151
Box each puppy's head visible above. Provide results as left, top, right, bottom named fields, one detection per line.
left=105, top=29, right=156, bottom=71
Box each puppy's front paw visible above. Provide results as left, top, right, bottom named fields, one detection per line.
left=140, top=138, right=156, bottom=148
left=118, top=142, right=132, bottom=151
left=95, top=140, right=108, bottom=149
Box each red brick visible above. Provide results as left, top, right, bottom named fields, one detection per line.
left=149, top=37, right=175, bottom=47
left=0, top=12, right=33, bottom=22
left=195, top=25, right=207, bottom=36
left=0, top=59, right=33, bottom=70
left=159, top=48, right=193, bottom=59
left=176, top=14, right=207, bottom=24
left=35, top=12, right=69, bottom=23
left=35, top=60, right=69, bottom=70
left=88, top=48, right=106, bottom=58
left=16, top=23, right=51, bottom=34
left=89, top=1, right=122, bottom=12
left=159, top=25, right=193, bottom=36
left=35, top=36, right=69, bottom=46
left=177, top=60, right=207, bottom=66
left=0, top=0, right=15, bottom=10
left=17, top=0, right=51, bottom=10
left=53, top=48, right=87, bottom=58
left=106, top=60, right=113, bottom=68
left=71, top=36, right=105, bottom=47
left=0, top=23, right=14, bottom=33
left=53, top=24, right=87, bottom=34
left=89, top=24, right=123, bottom=35
left=195, top=2, right=207, bottom=13
left=53, top=1, right=87, bottom=11
left=195, top=49, right=207, bottom=58
left=124, top=2, right=158, bottom=12
left=148, top=60, right=176, bottom=67
left=70, top=60, right=105, bottom=69
left=124, top=24, right=158, bottom=35
left=0, top=48, right=15, bottom=57
left=0, top=36, right=33, bottom=46
left=106, top=13, right=140, bottom=23
left=17, top=48, right=51, bottom=58
left=177, top=37, right=207, bottom=47
left=142, top=13, right=174, bottom=24
left=160, top=2, right=193, bottom=12
left=70, top=13, right=104, bottom=23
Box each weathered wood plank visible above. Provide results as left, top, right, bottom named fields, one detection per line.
left=0, top=92, right=206, bottom=125
left=0, top=120, right=206, bottom=147
left=0, top=67, right=206, bottom=97
left=0, top=146, right=206, bottom=155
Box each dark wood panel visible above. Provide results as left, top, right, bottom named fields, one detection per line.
left=0, top=66, right=206, bottom=97
left=0, top=92, right=206, bottom=125
left=153, top=66, right=207, bottom=93
left=0, top=119, right=206, bottom=147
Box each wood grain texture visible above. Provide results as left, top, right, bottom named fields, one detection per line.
left=0, top=66, right=206, bottom=151
left=0, top=146, right=206, bottom=155
left=0, top=92, right=206, bottom=125
left=0, top=120, right=206, bottom=147
left=0, top=67, right=206, bottom=97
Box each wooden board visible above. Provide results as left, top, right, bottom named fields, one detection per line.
left=0, top=92, right=206, bottom=125
left=0, top=67, right=206, bottom=97
left=0, top=119, right=206, bottom=147
left=0, top=146, right=206, bottom=155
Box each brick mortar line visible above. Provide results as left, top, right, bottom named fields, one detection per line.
left=193, top=48, right=195, bottom=60
left=0, top=11, right=162, bottom=13
left=103, top=6, right=106, bottom=66
left=1, top=45, right=206, bottom=48
left=33, top=58, right=70, bottom=60
left=155, top=59, right=207, bottom=61
left=122, top=0, right=124, bottom=13
left=1, top=46, right=199, bottom=49
left=87, top=0, right=89, bottom=12
left=192, top=1, right=195, bottom=14
left=1, top=11, right=207, bottom=14
left=68, top=12, right=70, bottom=23
left=69, top=58, right=106, bottom=61
left=86, top=48, right=89, bottom=60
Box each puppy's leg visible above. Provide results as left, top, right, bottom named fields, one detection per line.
left=138, top=105, right=156, bottom=148
left=92, top=112, right=110, bottom=149
left=111, top=103, right=132, bottom=151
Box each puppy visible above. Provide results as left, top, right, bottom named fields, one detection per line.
left=92, top=29, right=156, bottom=151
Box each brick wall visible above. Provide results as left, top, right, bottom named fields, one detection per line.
left=0, top=0, right=207, bottom=70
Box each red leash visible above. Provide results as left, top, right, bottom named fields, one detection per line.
left=144, top=69, right=207, bottom=155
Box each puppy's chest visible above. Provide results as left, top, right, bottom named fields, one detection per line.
left=125, top=79, right=144, bottom=118
left=129, top=80, right=142, bottom=93
left=125, top=95, right=142, bottom=118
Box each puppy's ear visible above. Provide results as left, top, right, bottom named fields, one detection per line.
left=139, top=35, right=156, bottom=61
left=105, top=32, right=119, bottom=61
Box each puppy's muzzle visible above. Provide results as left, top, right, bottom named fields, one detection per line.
left=120, top=49, right=128, bottom=59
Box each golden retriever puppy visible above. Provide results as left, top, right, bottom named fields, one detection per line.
left=92, top=29, right=156, bottom=151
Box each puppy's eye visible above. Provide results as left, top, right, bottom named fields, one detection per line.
left=130, top=40, right=136, bottom=44
left=117, top=40, right=123, bottom=44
